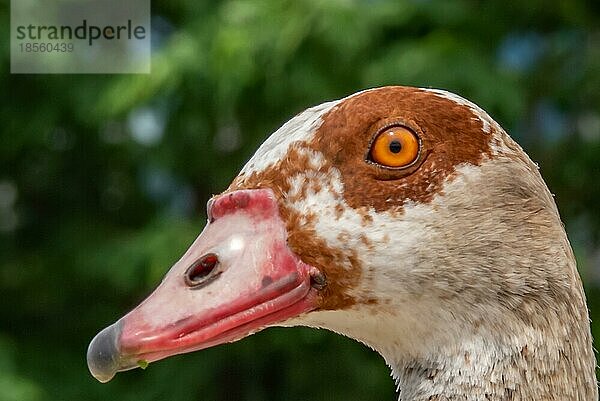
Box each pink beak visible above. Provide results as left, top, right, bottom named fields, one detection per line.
left=87, top=189, right=322, bottom=383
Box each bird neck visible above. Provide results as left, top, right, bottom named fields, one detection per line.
left=384, top=302, right=597, bottom=401
left=298, top=278, right=597, bottom=401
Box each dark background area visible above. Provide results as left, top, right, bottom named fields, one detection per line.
left=1, top=1, right=600, bottom=400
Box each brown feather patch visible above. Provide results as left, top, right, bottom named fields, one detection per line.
left=311, top=87, right=494, bottom=212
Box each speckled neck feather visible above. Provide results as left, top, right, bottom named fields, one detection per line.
left=229, top=86, right=597, bottom=400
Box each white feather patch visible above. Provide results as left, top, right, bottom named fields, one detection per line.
left=240, top=100, right=341, bottom=175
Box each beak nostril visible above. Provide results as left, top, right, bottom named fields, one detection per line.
left=185, top=253, right=220, bottom=288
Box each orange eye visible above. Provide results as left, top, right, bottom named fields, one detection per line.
left=369, top=126, right=420, bottom=168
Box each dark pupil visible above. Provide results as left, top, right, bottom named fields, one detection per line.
left=389, top=139, right=402, bottom=154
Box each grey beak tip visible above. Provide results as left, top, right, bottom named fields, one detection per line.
left=87, top=322, right=121, bottom=383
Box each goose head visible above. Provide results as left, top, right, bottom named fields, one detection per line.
left=87, top=86, right=597, bottom=399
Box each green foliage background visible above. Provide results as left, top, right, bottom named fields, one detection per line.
left=1, top=0, right=600, bottom=400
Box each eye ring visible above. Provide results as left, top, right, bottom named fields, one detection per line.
left=184, top=253, right=221, bottom=288
left=367, top=124, right=421, bottom=169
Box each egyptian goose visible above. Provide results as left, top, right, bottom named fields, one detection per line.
left=87, top=86, right=597, bottom=400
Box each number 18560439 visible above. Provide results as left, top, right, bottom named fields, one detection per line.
left=19, top=42, right=74, bottom=53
